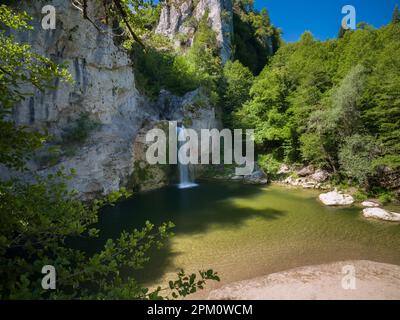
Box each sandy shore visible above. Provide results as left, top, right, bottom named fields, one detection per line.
left=208, top=260, right=400, bottom=300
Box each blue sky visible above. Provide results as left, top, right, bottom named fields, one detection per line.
left=255, top=0, right=399, bottom=42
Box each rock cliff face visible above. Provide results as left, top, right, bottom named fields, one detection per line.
left=5, top=0, right=221, bottom=199
left=8, top=0, right=156, bottom=199
left=156, top=0, right=233, bottom=63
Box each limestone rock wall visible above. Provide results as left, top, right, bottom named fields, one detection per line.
left=6, top=0, right=159, bottom=199
left=156, top=0, right=233, bottom=63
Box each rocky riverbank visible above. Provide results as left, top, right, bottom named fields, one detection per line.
left=197, top=163, right=268, bottom=185
left=274, top=164, right=331, bottom=190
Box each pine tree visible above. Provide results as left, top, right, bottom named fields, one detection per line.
left=392, top=4, right=400, bottom=24
left=338, top=25, right=347, bottom=38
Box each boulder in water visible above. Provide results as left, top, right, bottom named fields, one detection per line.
left=363, top=208, right=400, bottom=222
left=243, top=164, right=268, bottom=185
left=319, top=190, right=354, bottom=206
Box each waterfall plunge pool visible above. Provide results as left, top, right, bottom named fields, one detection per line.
left=72, top=182, right=400, bottom=298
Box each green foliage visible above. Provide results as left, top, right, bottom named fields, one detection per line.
left=338, top=25, right=348, bottom=39
left=222, top=60, right=253, bottom=126
left=131, top=44, right=200, bottom=97
left=377, top=190, right=395, bottom=205
left=61, top=112, right=99, bottom=145
left=232, top=1, right=281, bottom=74
left=235, top=23, right=400, bottom=194
left=187, top=11, right=223, bottom=92
left=299, top=64, right=366, bottom=170
left=34, top=145, right=63, bottom=168
left=130, top=10, right=223, bottom=99
left=0, top=171, right=219, bottom=299
left=168, top=269, right=220, bottom=299
left=233, top=65, right=292, bottom=159
left=257, top=154, right=281, bottom=178
left=299, top=133, right=331, bottom=168
left=338, top=134, right=382, bottom=186
left=353, top=190, right=369, bottom=201
left=110, top=0, right=162, bottom=39
left=34, top=113, right=99, bottom=167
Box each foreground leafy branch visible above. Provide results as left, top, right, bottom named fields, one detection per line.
left=0, top=3, right=219, bottom=300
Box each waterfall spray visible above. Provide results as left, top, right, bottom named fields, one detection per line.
left=176, top=124, right=198, bottom=189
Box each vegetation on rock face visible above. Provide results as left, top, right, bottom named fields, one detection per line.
left=34, top=112, right=100, bottom=168
left=129, top=0, right=281, bottom=102
left=234, top=17, right=400, bottom=194
left=129, top=8, right=224, bottom=101
left=232, top=0, right=281, bottom=74
left=0, top=3, right=219, bottom=300
left=61, top=112, right=99, bottom=145
left=0, top=5, right=71, bottom=170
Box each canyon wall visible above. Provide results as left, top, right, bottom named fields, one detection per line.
left=5, top=0, right=221, bottom=198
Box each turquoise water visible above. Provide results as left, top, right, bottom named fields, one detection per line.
left=76, top=182, right=400, bottom=296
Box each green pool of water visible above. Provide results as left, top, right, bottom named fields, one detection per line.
left=76, top=182, right=400, bottom=295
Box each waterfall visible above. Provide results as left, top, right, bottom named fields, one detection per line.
left=177, top=125, right=198, bottom=189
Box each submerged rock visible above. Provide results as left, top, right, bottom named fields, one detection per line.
left=361, top=201, right=380, bottom=208
left=319, top=191, right=355, bottom=206
left=363, top=208, right=400, bottom=222
left=231, top=164, right=268, bottom=185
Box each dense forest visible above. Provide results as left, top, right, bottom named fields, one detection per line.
left=234, top=15, right=400, bottom=201
left=134, top=1, right=400, bottom=203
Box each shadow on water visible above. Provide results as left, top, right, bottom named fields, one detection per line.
left=69, top=181, right=286, bottom=285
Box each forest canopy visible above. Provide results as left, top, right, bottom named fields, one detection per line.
left=234, top=20, right=400, bottom=190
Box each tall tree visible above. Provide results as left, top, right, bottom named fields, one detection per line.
left=338, top=25, right=348, bottom=38
left=392, top=4, right=400, bottom=24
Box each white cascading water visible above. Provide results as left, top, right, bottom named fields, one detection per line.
left=176, top=125, right=198, bottom=189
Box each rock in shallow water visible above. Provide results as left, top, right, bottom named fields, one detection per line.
left=363, top=208, right=400, bottom=222
left=231, top=164, right=268, bottom=185
left=361, top=201, right=380, bottom=208
left=319, top=191, right=355, bottom=206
